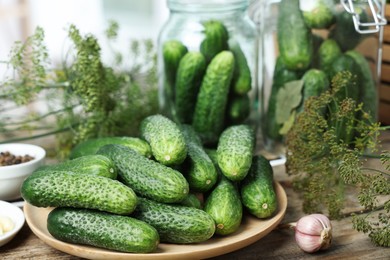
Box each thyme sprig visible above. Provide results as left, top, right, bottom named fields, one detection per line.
left=285, top=71, right=390, bottom=247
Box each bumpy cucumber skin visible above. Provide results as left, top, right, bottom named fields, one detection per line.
left=346, top=50, right=378, bottom=121
left=21, top=170, right=137, bottom=215
left=229, top=40, right=252, bottom=95
left=162, top=40, right=188, bottom=86
left=175, top=52, right=207, bottom=124
left=217, top=125, right=255, bottom=181
left=317, top=39, right=342, bottom=75
left=204, top=176, right=242, bottom=235
left=200, top=20, right=229, bottom=63
left=301, top=0, right=335, bottom=29
left=47, top=207, right=159, bottom=253
left=180, top=124, right=218, bottom=192
left=140, top=114, right=187, bottom=166
left=69, top=137, right=152, bottom=159
left=297, top=69, right=330, bottom=113
left=133, top=198, right=215, bottom=244
left=266, top=57, right=301, bottom=141
left=277, top=0, right=313, bottom=70
left=39, top=154, right=117, bottom=179
left=97, top=144, right=189, bottom=204
left=240, top=155, right=277, bottom=219
left=192, top=51, right=235, bottom=144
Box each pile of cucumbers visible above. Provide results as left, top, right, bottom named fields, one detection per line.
left=21, top=114, right=277, bottom=254
left=265, top=0, right=378, bottom=141
left=162, top=19, right=252, bottom=145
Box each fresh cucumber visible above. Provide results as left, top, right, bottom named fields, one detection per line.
left=192, top=50, right=235, bottom=144
left=317, top=39, right=342, bottom=75
left=69, top=136, right=152, bottom=159
left=226, top=94, right=250, bottom=125
left=132, top=197, right=215, bottom=244
left=21, top=170, right=137, bottom=215
left=180, top=124, right=218, bottom=192
left=39, top=154, right=117, bottom=179
left=162, top=39, right=188, bottom=86
left=297, top=69, right=330, bottom=113
left=240, top=155, right=277, bottom=218
left=277, top=0, right=313, bottom=70
left=174, top=52, right=207, bottom=124
left=229, top=40, right=252, bottom=95
left=47, top=207, right=159, bottom=253
left=346, top=50, right=378, bottom=121
left=97, top=144, right=189, bottom=204
left=329, top=7, right=368, bottom=51
left=200, top=20, right=229, bottom=63
left=300, top=0, right=335, bottom=29
left=179, top=193, right=202, bottom=209
left=140, top=114, right=187, bottom=166
left=204, top=175, right=242, bottom=235
left=217, top=124, right=255, bottom=181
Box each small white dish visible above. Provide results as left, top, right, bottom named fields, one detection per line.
left=0, top=200, right=25, bottom=247
left=0, top=143, right=46, bottom=201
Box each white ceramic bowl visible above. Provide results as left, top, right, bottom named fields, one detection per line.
left=0, top=143, right=46, bottom=201
left=0, top=200, right=25, bottom=247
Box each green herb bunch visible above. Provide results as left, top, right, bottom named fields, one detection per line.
left=285, top=71, right=390, bottom=247
left=0, top=22, right=158, bottom=157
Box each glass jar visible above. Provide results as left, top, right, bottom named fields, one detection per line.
left=158, top=0, right=258, bottom=145
left=258, top=0, right=387, bottom=157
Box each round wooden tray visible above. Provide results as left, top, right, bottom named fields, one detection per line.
left=24, top=181, right=287, bottom=260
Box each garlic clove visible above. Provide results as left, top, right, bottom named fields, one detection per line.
left=295, top=230, right=323, bottom=253
left=294, top=214, right=332, bottom=253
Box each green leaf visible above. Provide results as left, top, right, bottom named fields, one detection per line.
left=279, top=110, right=296, bottom=135
left=275, top=80, right=304, bottom=124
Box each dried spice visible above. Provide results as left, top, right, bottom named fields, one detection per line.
left=0, top=151, right=34, bottom=166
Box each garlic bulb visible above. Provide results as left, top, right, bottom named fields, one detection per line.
left=294, top=214, right=332, bottom=253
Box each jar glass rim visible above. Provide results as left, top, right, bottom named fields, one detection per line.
left=167, top=0, right=249, bottom=12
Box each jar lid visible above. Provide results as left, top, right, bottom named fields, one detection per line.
left=167, top=0, right=249, bottom=12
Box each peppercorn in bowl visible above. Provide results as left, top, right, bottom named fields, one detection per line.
left=0, top=143, right=46, bottom=201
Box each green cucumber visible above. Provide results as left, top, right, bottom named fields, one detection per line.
left=240, top=155, right=277, bottom=218
left=329, top=7, right=368, bottom=51
left=97, top=144, right=189, bottom=204
left=162, top=39, right=188, bottom=86
left=317, top=39, right=342, bottom=75
left=133, top=197, right=215, bottom=244
left=174, top=52, right=207, bottom=123
left=39, top=154, right=117, bottom=179
left=192, top=50, right=235, bottom=144
left=180, top=124, right=218, bottom=192
left=140, top=114, right=187, bottom=166
left=217, top=124, right=255, bottom=181
left=179, top=193, right=202, bottom=209
left=200, top=20, right=229, bottom=63
left=47, top=207, right=159, bottom=253
left=229, top=40, right=252, bottom=95
left=21, top=170, right=137, bottom=215
left=297, top=69, right=330, bottom=113
left=69, top=136, right=152, bottom=159
left=300, top=0, right=335, bottom=29
left=204, top=175, right=242, bottom=235
left=346, top=50, right=378, bottom=121
left=277, top=0, right=313, bottom=70
left=226, top=94, right=250, bottom=125
left=266, top=57, right=301, bottom=141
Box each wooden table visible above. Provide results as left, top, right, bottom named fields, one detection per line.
left=2, top=134, right=390, bottom=260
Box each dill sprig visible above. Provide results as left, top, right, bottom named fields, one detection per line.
left=0, top=23, right=158, bottom=157
left=285, top=71, right=390, bottom=247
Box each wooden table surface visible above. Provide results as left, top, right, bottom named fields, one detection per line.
left=2, top=133, right=390, bottom=260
